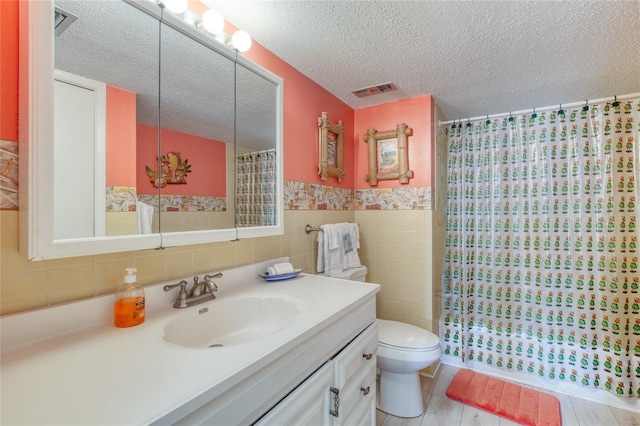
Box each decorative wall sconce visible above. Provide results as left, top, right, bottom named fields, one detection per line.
left=157, top=0, right=251, bottom=52
left=317, top=112, right=345, bottom=182
left=364, top=123, right=413, bottom=186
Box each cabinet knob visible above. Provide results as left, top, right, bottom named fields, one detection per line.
left=362, top=353, right=373, bottom=360
left=360, top=386, right=370, bottom=396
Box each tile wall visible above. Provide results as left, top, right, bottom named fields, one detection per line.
left=2, top=182, right=440, bottom=338
left=0, top=209, right=351, bottom=315
left=356, top=209, right=433, bottom=331
left=2, top=203, right=440, bottom=377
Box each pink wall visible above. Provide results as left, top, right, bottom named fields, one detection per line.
left=136, top=124, right=226, bottom=197
left=106, top=86, right=137, bottom=187
left=1, top=0, right=18, bottom=142
left=240, top=31, right=356, bottom=188
left=354, top=95, right=434, bottom=188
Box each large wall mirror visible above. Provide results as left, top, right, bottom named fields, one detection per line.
left=19, top=0, right=283, bottom=260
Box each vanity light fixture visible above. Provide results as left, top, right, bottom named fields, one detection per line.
left=200, top=9, right=225, bottom=34
left=155, top=0, right=252, bottom=52
left=160, top=0, right=188, bottom=14
left=230, top=30, right=252, bottom=53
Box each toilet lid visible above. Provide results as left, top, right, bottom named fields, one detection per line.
left=378, top=319, right=440, bottom=350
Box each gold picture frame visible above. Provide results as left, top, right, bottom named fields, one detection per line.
left=318, top=112, right=345, bottom=182
left=364, top=123, right=413, bottom=186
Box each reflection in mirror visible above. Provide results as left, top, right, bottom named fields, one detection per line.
left=235, top=63, right=279, bottom=228
left=22, top=0, right=283, bottom=260
left=153, top=18, right=235, bottom=233
left=55, top=0, right=160, bottom=237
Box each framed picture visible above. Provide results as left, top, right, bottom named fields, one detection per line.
left=317, top=112, right=345, bottom=182
left=364, top=123, right=413, bottom=185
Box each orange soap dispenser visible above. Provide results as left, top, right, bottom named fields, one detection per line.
left=114, top=267, right=145, bottom=328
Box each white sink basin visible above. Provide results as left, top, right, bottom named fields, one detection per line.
left=163, top=296, right=300, bottom=348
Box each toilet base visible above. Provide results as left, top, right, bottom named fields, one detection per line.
left=377, top=370, right=424, bottom=418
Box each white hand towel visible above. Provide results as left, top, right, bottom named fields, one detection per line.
left=316, top=231, right=325, bottom=273
left=136, top=201, right=154, bottom=234
left=338, top=222, right=361, bottom=269
left=322, top=223, right=341, bottom=250
left=320, top=224, right=344, bottom=276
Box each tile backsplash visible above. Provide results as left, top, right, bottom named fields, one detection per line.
left=1, top=179, right=439, bottom=339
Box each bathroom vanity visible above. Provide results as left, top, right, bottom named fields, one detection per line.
left=0, top=259, right=379, bottom=425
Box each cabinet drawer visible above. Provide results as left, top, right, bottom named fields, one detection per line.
left=343, top=378, right=376, bottom=426
left=333, top=321, right=377, bottom=389
left=335, top=362, right=376, bottom=423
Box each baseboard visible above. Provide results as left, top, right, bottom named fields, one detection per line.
left=419, top=360, right=442, bottom=379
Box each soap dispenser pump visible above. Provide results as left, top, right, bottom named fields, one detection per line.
left=114, top=268, right=145, bottom=328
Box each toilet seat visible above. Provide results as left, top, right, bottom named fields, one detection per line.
left=378, top=319, right=440, bottom=350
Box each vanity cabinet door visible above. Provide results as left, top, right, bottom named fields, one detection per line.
left=331, top=321, right=378, bottom=426
left=255, top=361, right=333, bottom=426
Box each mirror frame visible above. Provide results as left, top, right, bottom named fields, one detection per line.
left=19, top=0, right=284, bottom=260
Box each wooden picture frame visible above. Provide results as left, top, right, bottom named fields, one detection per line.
left=318, top=112, right=345, bottom=182
left=364, top=123, right=413, bottom=186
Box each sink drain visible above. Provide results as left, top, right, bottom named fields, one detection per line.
left=208, top=344, right=224, bottom=348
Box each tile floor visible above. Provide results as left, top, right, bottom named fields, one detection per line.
left=376, top=364, right=640, bottom=426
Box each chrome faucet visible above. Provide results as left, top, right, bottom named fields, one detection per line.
left=164, top=272, right=222, bottom=308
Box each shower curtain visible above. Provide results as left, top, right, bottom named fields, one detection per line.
left=441, top=97, right=640, bottom=397
left=235, top=149, right=277, bottom=227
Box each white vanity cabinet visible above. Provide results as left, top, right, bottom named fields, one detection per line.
left=256, top=322, right=378, bottom=426
left=1, top=262, right=381, bottom=426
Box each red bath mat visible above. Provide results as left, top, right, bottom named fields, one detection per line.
left=446, top=369, right=562, bottom=426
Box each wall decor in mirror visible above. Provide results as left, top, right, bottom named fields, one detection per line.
left=19, top=0, right=283, bottom=260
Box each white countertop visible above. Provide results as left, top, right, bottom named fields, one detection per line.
left=0, top=259, right=379, bottom=425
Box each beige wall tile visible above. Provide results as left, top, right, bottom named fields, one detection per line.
left=192, top=245, right=216, bottom=275
left=49, top=265, right=95, bottom=305
left=2, top=201, right=438, bottom=326
left=95, top=260, right=139, bottom=296
left=1, top=212, right=47, bottom=274
left=1, top=270, right=49, bottom=315
left=356, top=209, right=434, bottom=332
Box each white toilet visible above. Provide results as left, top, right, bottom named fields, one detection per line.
left=327, top=266, right=442, bottom=418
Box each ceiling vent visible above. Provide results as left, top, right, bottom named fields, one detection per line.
left=54, top=7, right=78, bottom=36
left=352, top=82, right=397, bottom=98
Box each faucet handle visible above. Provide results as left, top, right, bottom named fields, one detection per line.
left=203, top=273, right=221, bottom=293
left=164, top=280, right=189, bottom=308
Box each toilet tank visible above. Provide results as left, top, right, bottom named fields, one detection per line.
left=333, top=266, right=368, bottom=282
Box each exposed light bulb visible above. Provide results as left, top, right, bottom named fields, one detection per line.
left=201, top=9, right=225, bottom=34
left=161, top=0, right=187, bottom=14
left=231, top=30, right=252, bottom=52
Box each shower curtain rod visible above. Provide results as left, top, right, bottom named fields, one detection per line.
left=235, top=148, right=276, bottom=156
left=438, top=92, right=640, bottom=127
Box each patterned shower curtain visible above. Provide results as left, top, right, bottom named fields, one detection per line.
left=235, top=149, right=277, bottom=227
left=441, top=97, right=640, bottom=397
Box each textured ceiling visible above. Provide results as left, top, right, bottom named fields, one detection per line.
left=206, top=0, right=640, bottom=121
left=55, top=0, right=277, bottom=150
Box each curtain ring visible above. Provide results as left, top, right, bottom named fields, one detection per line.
left=612, top=95, right=620, bottom=107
